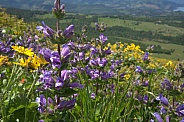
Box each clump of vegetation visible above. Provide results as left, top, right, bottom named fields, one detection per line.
left=1, top=1, right=184, bottom=122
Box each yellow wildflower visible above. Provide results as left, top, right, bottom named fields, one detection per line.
left=13, top=55, right=48, bottom=71
left=13, top=58, right=29, bottom=67
left=124, top=74, right=131, bottom=80
left=107, top=43, right=111, bottom=47
left=119, top=43, right=124, bottom=48
left=111, top=44, right=117, bottom=52
left=0, top=55, right=9, bottom=66
left=165, top=61, right=173, bottom=67
left=12, top=45, right=34, bottom=56
left=148, top=63, right=156, bottom=68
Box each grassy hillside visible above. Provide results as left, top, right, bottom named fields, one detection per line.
left=2, top=7, right=184, bottom=60
left=97, top=18, right=184, bottom=36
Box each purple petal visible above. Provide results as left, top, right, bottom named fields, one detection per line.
left=154, top=112, right=163, bottom=122
left=69, top=82, right=84, bottom=89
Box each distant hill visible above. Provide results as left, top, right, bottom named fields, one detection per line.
left=168, top=0, right=184, bottom=5
left=0, top=0, right=182, bottom=15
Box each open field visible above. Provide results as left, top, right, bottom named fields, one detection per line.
left=98, top=17, right=184, bottom=37
left=110, top=36, right=184, bottom=60
left=32, top=13, right=184, bottom=61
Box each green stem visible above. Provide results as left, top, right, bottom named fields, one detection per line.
left=27, top=71, right=38, bottom=98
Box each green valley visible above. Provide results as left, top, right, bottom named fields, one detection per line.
left=3, top=7, right=184, bottom=60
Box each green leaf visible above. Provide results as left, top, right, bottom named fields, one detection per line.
left=27, top=102, right=38, bottom=109
left=54, top=88, right=78, bottom=97
left=9, top=105, right=25, bottom=114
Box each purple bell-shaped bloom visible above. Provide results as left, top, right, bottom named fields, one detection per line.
left=69, top=82, right=84, bottom=89
left=37, top=21, right=56, bottom=38
left=63, top=24, right=74, bottom=39
left=95, top=23, right=100, bottom=30
left=39, top=48, right=52, bottom=62
left=143, top=52, right=149, bottom=61
left=36, top=94, right=54, bottom=114
left=66, top=99, right=76, bottom=109
left=89, top=59, right=98, bottom=66
left=101, top=71, right=114, bottom=80
left=50, top=51, right=61, bottom=69
left=79, top=52, right=85, bottom=60
left=135, top=66, right=143, bottom=73
left=180, top=83, right=184, bottom=89
left=90, top=47, right=99, bottom=56
left=103, top=47, right=111, bottom=55
left=166, top=115, right=170, bottom=122
left=60, top=70, right=70, bottom=81
left=53, top=0, right=65, bottom=12
left=176, top=104, right=184, bottom=116
left=160, top=106, right=166, bottom=114
left=97, top=58, right=108, bottom=67
left=142, top=80, right=149, bottom=87
left=61, top=45, right=70, bottom=60
left=143, top=95, right=149, bottom=103
left=164, top=79, right=173, bottom=90
left=55, top=77, right=64, bottom=90
left=90, top=70, right=100, bottom=80
left=154, top=112, right=163, bottom=122
left=57, top=100, right=67, bottom=110
left=99, top=34, right=108, bottom=44
left=54, top=0, right=60, bottom=10
left=156, top=94, right=169, bottom=106
left=39, top=70, right=55, bottom=90
left=91, top=93, right=96, bottom=99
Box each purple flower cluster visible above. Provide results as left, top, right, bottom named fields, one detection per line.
left=37, top=21, right=74, bottom=44
left=39, top=46, right=70, bottom=69
left=36, top=94, right=76, bottom=114
left=0, top=40, right=14, bottom=57
left=38, top=69, right=83, bottom=91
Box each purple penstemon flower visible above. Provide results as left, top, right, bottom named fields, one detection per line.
left=156, top=94, right=169, bottom=106
left=61, top=45, right=70, bottom=60
left=101, top=71, right=114, bottom=80
left=39, top=48, right=52, bottom=62
left=62, top=24, right=74, bottom=39
left=90, top=46, right=99, bottom=56
left=165, top=115, right=170, bottom=122
left=39, top=70, right=55, bottom=90
left=176, top=104, right=184, bottom=116
left=160, top=106, right=166, bottom=114
left=91, top=93, right=96, bottom=99
left=55, top=77, right=64, bottom=90
left=36, top=94, right=54, bottom=114
left=102, top=47, right=111, bottom=55
left=60, top=70, right=70, bottom=81
left=99, top=34, right=108, bottom=44
left=135, top=66, right=143, bottom=73
left=57, top=99, right=76, bottom=110
left=164, top=78, right=173, bottom=90
left=37, top=21, right=56, bottom=38
left=53, top=0, right=65, bottom=12
left=143, top=52, right=149, bottom=61
left=50, top=51, right=61, bottom=69
left=95, top=23, right=100, bottom=30
left=69, top=82, right=84, bottom=89
left=67, top=42, right=91, bottom=51
left=154, top=112, right=163, bottom=122
left=180, top=83, right=184, bottom=89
